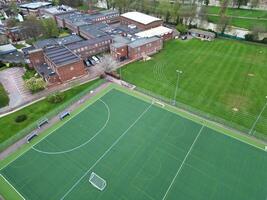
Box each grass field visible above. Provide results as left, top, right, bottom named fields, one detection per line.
left=0, top=79, right=101, bottom=145
left=1, top=87, right=267, bottom=200
left=207, top=6, right=267, bottom=30
left=121, top=39, right=267, bottom=138
left=0, top=83, right=9, bottom=108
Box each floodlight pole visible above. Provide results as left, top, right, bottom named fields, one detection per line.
left=173, top=69, right=183, bottom=105
left=249, top=96, right=267, bottom=135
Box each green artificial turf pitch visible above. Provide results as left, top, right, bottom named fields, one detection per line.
left=1, top=88, right=267, bottom=200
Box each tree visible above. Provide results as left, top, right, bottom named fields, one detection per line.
left=6, top=18, right=19, bottom=28
left=100, top=54, right=118, bottom=73
left=42, top=18, right=59, bottom=38
left=232, top=0, right=249, bottom=8
left=9, top=2, right=19, bottom=16
left=176, top=24, right=188, bottom=34
left=25, top=77, right=46, bottom=93
left=204, top=0, right=210, bottom=6
left=170, top=0, right=181, bottom=24
left=250, top=0, right=259, bottom=8
left=217, top=0, right=230, bottom=33
left=22, top=16, right=44, bottom=40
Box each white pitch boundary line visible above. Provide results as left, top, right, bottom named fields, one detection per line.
left=0, top=174, right=26, bottom=200
left=162, top=125, right=205, bottom=200
left=31, top=100, right=110, bottom=155
left=60, top=103, right=153, bottom=200
left=0, top=99, right=106, bottom=171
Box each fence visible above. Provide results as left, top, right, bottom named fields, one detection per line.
left=135, top=87, right=267, bottom=142
left=0, top=79, right=105, bottom=152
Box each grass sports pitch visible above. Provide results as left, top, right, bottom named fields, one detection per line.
left=1, top=86, right=267, bottom=200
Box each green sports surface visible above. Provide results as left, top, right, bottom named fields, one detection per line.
left=1, top=88, right=267, bottom=200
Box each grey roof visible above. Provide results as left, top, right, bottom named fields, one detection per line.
left=128, top=37, right=160, bottom=48
left=34, top=35, right=84, bottom=49
left=44, top=46, right=81, bottom=67
left=42, top=5, right=75, bottom=15
left=66, top=35, right=112, bottom=50
left=111, top=35, right=131, bottom=48
left=79, top=23, right=109, bottom=38
left=189, top=29, right=216, bottom=38
left=36, top=63, right=56, bottom=77
left=22, top=46, right=36, bottom=55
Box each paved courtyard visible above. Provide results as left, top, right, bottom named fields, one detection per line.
left=0, top=67, right=31, bottom=111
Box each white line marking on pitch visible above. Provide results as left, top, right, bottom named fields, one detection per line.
left=60, top=103, right=153, bottom=200
left=0, top=174, right=26, bottom=200
left=162, top=125, right=204, bottom=200
left=32, top=100, right=110, bottom=155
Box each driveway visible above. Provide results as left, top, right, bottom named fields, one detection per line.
left=0, top=67, right=31, bottom=111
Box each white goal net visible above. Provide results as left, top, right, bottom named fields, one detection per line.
left=89, top=172, right=107, bottom=191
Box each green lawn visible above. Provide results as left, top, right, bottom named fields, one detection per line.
left=0, top=83, right=9, bottom=108
left=1, top=88, right=267, bottom=200
left=207, top=6, right=267, bottom=30
left=121, top=39, right=267, bottom=139
left=0, top=79, right=102, bottom=146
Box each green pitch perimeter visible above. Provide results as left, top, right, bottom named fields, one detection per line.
left=1, top=88, right=267, bottom=200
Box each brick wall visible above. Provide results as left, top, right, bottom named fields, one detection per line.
left=128, top=39, right=163, bottom=60
left=120, top=16, right=163, bottom=30
left=55, top=60, right=87, bottom=82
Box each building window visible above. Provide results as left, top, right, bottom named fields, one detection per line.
left=70, top=66, right=74, bottom=71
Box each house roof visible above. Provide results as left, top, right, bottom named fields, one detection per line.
left=128, top=37, right=160, bottom=48
left=189, top=29, right=216, bottom=38
left=121, top=12, right=162, bottom=25
left=44, top=46, right=81, bottom=67
left=135, top=26, right=173, bottom=38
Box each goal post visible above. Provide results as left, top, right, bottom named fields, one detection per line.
left=89, top=172, right=107, bottom=191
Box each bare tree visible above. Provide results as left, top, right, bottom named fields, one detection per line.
left=217, top=0, right=230, bottom=34
left=100, top=54, right=118, bottom=73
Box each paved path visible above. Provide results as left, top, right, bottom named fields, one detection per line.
left=206, top=13, right=267, bottom=20
left=0, top=67, right=31, bottom=110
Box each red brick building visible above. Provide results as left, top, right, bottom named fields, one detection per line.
left=110, top=36, right=163, bottom=61
left=120, top=12, right=163, bottom=30
left=28, top=46, right=87, bottom=85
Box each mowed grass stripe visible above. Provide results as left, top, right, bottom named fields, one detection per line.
left=122, top=39, right=267, bottom=136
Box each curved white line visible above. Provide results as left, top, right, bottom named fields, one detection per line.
left=32, top=99, right=110, bottom=155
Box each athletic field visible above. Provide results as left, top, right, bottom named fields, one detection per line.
left=1, top=87, right=267, bottom=200
left=121, top=39, right=267, bottom=138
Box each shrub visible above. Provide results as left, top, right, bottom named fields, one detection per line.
left=47, top=92, right=65, bottom=104
left=15, top=114, right=27, bottom=123
left=25, top=77, right=46, bottom=93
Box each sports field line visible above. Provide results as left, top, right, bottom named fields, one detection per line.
left=60, top=103, right=153, bottom=200
left=162, top=125, right=205, bottom=200
left=31, top=100, right=110, bottom=155
left=0, top=96, right=107, bottom=171
left=0, top=174, right=25, bottom=200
